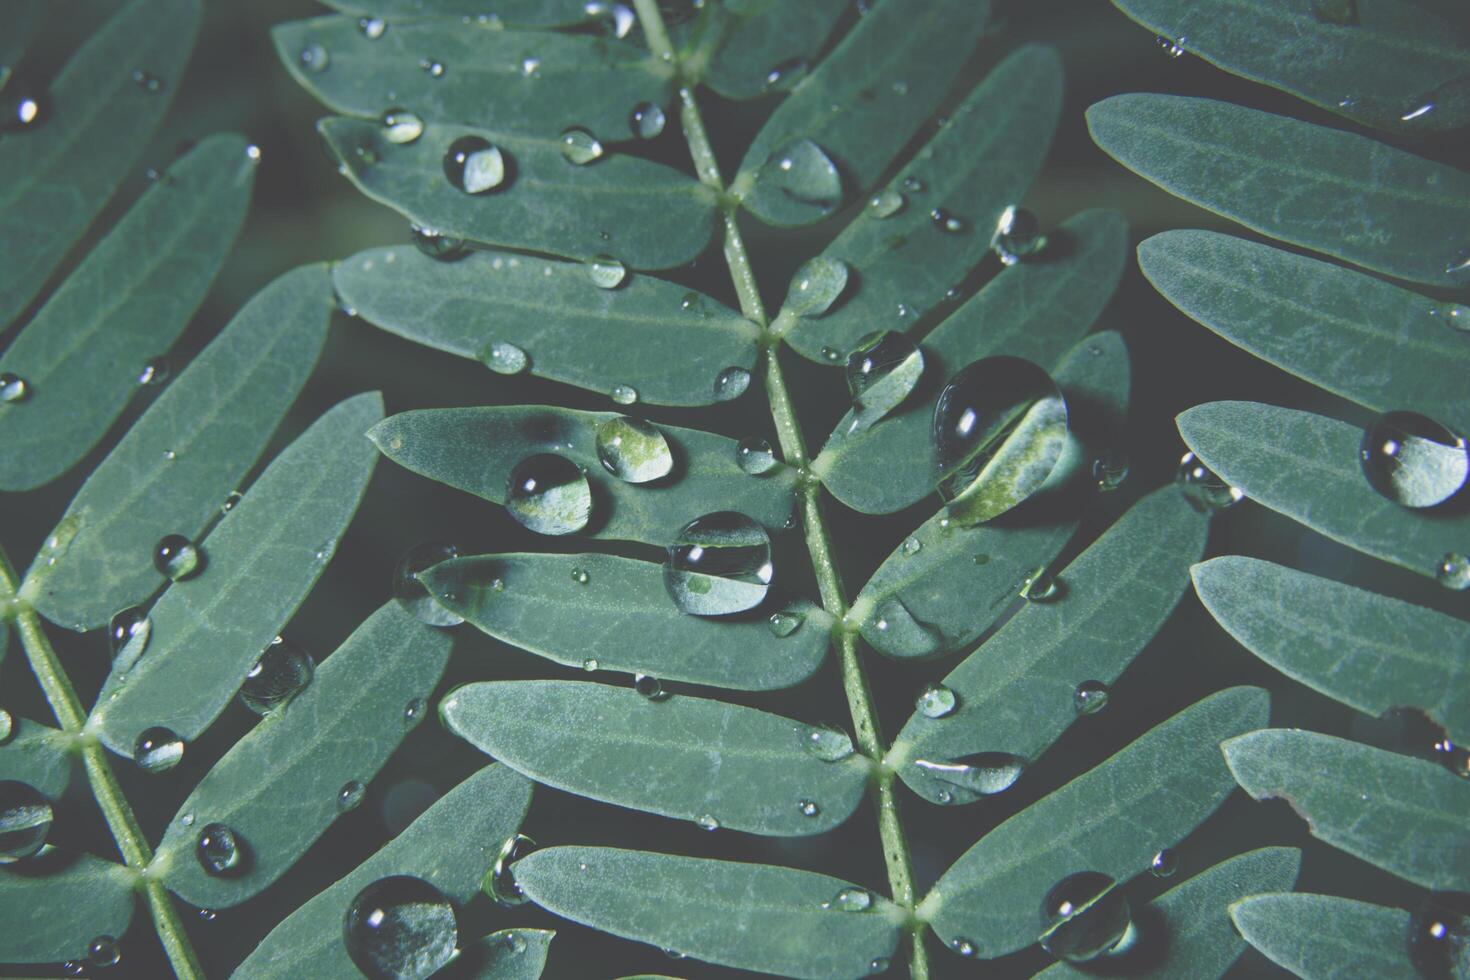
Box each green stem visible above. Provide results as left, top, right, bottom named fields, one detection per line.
left=632, top=3, right=928, bottom=975
left=0, top=545, right=206, bottom=980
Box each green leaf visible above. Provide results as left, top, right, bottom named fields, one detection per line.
left=86, top=393, right=383, bottom=758
left=24, top=264, right=333, bottom=630
left=0, top=0, right=200, bottom=331
left=1229, top=893, right=1418, bottom=980
left=369, top=407, right=797, bottom=545
left=317, top=117, right=716, bottom=270
left=778, top=45, right=1065, bottom=362
left=0, top=850, right=136, bottom=964
left=1138, top=231, right=1470, bottom=434
left=0, top=134, right=256, bottom=492
left=515, top=846, right=905, bottom=979
left=1034, top=847, right=1302, bottom=980
left=1108, top=0, right=1470, bottom=132
left=274, top=16, right=671, bottom=140
left=1177, top=401, right=1470, bottom=583
left=442, top=680, right=871, bottom=837
left=459, top=928, right=555, bottom=980
left=150, top=602, right=450, bottom=909
left=333, top=247, right=758, bottom=407
left=318, top=0, right=598, bottom=25
left=888, top=487, right=1208, bottom=802
left=1086, top=95, right=1470, bottom=288
left=697, top=0, right=848, bottom=100
left=421, top=553, right=832, bottom=691
left=811, top=210, right=1129, bottom=514
left=917, top=687, right=1269, bottom=958
left=733, top=0, right=992, bottom=227
left=234, top=764, right=533, bottom=979
left=0, top=718, right=73, bottom=800
left=1193, top=556, right=1470, bottom=746
left=1223, top=729, right=1470, bottom=891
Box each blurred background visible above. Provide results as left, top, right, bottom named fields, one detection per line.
left=2, top=0, right=1467, bottom=976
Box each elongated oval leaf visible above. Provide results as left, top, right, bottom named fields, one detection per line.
left=274, top=16, right=671, bottom=139
left=0, top=0, right=200, bottom=330
left=319, top=0, right=597, bottom=25
left=23, top=264, right=333, bottom=630
left=369, top=407, right=797, bottom=545
left=889, top=487, right=1208, bottom=802
left=0, top=718, right=73, bottom=800
left=1139, top=231, right=1470, bottom=434
left=86, top=393, right=382, bottom=758
left=1194, top=556, right=1470, bottom=745
left=1087, top=95, right=1470, bottom=287
left=697, top=0, right=848, bottom=100
left=318, top=117, right=715, bottom=270
left=1230, top=894, right=1418, bottom=980
left=233, top=764, right=533, bottom=979
left=460, top=928, right=555, bottom=980
left=1110, top=0, right=1470, bottom=132
left=1035, top=847, right=1302, bottom=980
left=443, top=680, right=870, bottom=836
left=516, top=846, right=904, bottom=979
left=422, top=553, right=831, bottom=691
left=733, top=0, right=991, bottom=227
left=333, top=247, right=758, bottom=407
left=812, top=210, right=1128, bottom=514
left=778, top=45, right=1065, bottom=363
left=1177, top=401, right=1470, bottom=583
left=1223, top=729, right=1470, bottom=891
left=918, top=687, right=1269, bottom=958
left=150, top=603, right=450, bottom=908
left=0, top=850, right=135, bottom=964
left=0, top=134, right=256, bottom=491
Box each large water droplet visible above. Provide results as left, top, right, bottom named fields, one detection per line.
left=153, top=535, right=202, bottom=581
left=87, top=935, right=120, bottom=968
left=664, top=512, right=773, bottom=616
left=133, top=727, right=184, bottom=774
left=916, top=683, right=957, bottom=719
left=1360, top=411, right=1467, bottom=509
left=596, top=416, right=673, bottom=484
left=629, top=101, right=666, bottom=139
left=587, top=254, right=627, bottom=289
left=393, top=542, right=465, bottom=627
left=299, top=42, right=330, bottom=74
left=0, top=780, right=52, bottom=863
left=1177, top=452, right=1243, bottom=512
left=382, top=109, right=424, bottom=145
left=487, top=834, right=537, bottom=907
left=196, top=823, right=245, bottom=876
left=1074, top=680, right=1109, bottom=716
left=1407, top=892, right=1470, bottom=979
left=410, top=225, right=467, bottom=261
left=634, top=673, right=667, bottom=700
left=1149, top=848, right=1178, bottom=878
left=480, top=340, right=528, bottom=375
left=240, top=637, right=314, bottom=715
left=991, top=206, right=1044, bottom=265
left=1020, top=566, right=1058, bottom=602
left=444, top=136, right=506, bottom=194
left=344, top=875, right=458, bottom=980
left=824, top=887, right=874, bottom=912
left=868, top=188, right=904, bottom=218
left=558, top=127, right=604, bottom=165
left=784, top=256, right=848, bottom=317
left=1040, top=871, right=1131, bottom=963
left=107, top=606, right=151, bottom=669
left=846, top=330, right=923, bottom=432
left=1438, top=553, right=1470, bottom=591
left=870, top=596, right=942, bottom=657
left=736, top=436, right=778, bottom=475
left=915, top=754, right=1025, bottom=803
left=760, top=139, right=842, bottom=217
left=506, top=454, right=593, bottom=535
left=713, top=366, right=751, bottom=402
left=1310, top=0, right=1358, bottom=24
left=1, top=372, right=31, bottom=402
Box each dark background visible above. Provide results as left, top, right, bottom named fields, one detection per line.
left=2, top=0, right=1467, bottom=977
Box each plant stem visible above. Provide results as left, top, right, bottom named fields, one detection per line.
left=0, top=544, right=206, bottom=980
left=631, top=3, right=928, bottom=975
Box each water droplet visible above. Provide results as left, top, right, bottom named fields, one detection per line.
left=107, top=606, right=151, bottom=669
left=582, top=657, right=599, bottom=671
left=129, top=68, right=164, bottom=95
left=587, top=254, right=627, bottom=289
left=798, top=799, right=820, bottom=817
left=1, top=372, right=31, bottom=402
left=1309, top=0, right=1358, bottom=24
left=506, top=454, right=593, bottom=535
left=609, top=384, right=639, bottom=405
left=596, top=416, right=672, bottom=484
left=336, top=780, right=365, bottom=814
left=410, top=225, right=467, bottom=261
left=519, top=56, right=541, bottom=77
left=804, top=725, right=854, bottom=762
left=696, top=813, right=720, bottom=831
left=136, top=357, right=171, bottom=387
left=664, top=512, right=773, bottom=616
left=344, top=875, right=458, bottom=979
left=1448, top=247, right=1470, bottom=279
left=196, top=823, right=245, bottom=876
left=1360, top=411, right=1467, bottom=509
left=629, top=101, right=666, bottom=139
left=784, top=256, right=849, bottom=317
left=759, top=139, right=842, bottom=218
left=1407, top=893, right=1470, bottom=979
left=902, top=175, right=926, bottom=193
left=950, top=937, right=977, bottom=957
left=162, top=449, right=177, bottom=461
left=443, top=136, right=506, bottom=194
left=382, top=109, right=424, bottom=145
left=846, top=330, right=923, bottom=432
left=763, top=57, right=808, bottom=93
left=868, top=955, right=891, bottom=973
left=1020, top=566, right=1058, bottom=602
left=570, top=567, right=590, bottom=585
left=1431, top=303, right=1470, bottom=333
left=1074, top=680, right=1109, bottom=716
left=1040, top=871, right=1132, bottom=963
left=1177, top=451, right=1243, bottom=512
left=240, top=637, right=314, bottom=715
left=992, top=205, right=1045, bottom=265
left=768, top=609, right=803, bottom=637
left=0, top=711, right=11, bottom=745
left=485, top=834, right=537, bottom=906
left=916, top=683, right=957, bottom=718
left=480, top=340, right=528, bottom=375
left=901, top=536, right=922, bottom=556
left=868, top=188, right=905, bottom=218
left=198, top=909, right=217, bottom=922
left=299, top=43, right=330, bottom=73
left=64, top=961, right=84, bottom=977
left=7, top=93, right=43, bottom=130
left=1149, top=848, right=1178, bottom=878
left=133, top=727, right=184, bottom=774
left=824, top=887, right=874, bottom=912
left=821, top=346, right=842, bottom=362
left=1091, top=450, right=1129, bottom=492
left=930, top=208, right=965, bottom=233
left=558, top=126, right=604, bottom=165
left=713, top=366, right=751, bottom=402
left=393, top=542, right=465, bottom=627
left=404, top=698, right=426, bottom=727
left=915, top=754, right=1025, bottom=802
left=599, top=3, right=637, bottom=38
left=153, top=535, right=201, bottom=581
left=737, top=436, right=778, bottom=475
left=358, top=16, right=387, bottom=38
left=421, top=58, right=446, bottom=77
left=1438, top=553, right=1470, bottom=591
left=634, top=673, right=667, bottom=700
left=1156, top=34, right=1187, bottom=58
left=0, top=780, right=52, bottom=863
left=87, top=935, right=120, bottom=968
left=220, top=490, right=243, bottom=515
left=179, top=813, right=195, bottom=827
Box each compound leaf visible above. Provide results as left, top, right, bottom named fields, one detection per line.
left=0, top=850, right=135, bottom=964
left=1230, top=894, right=1418, bottom=980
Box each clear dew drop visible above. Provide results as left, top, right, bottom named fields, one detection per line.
left=393, top=542, right=465, bottom=627
left=804, top=725, right=855, bottom=762
left=930, top=208, right=965, bottom=233
left=696, top=814, right=720, bottom=831
left=1149, top=848, right=1179, bottom=878
left=443, top=136, right=506, bottom=194
left=609, top=384, right=639, bottom=406
left=358, top=16, right=387, bottom=38
left=868, top=188, right=905, bottom=218
left=1073, top=680, right=1110, bottom=716
left=950, top=938, right=977, bottom=957
left=198, top=909, right=217, bottom=922
left=480, top=340, right=528, bottom=375
left=587, top=254, right=627, bottom=289
left=634, top=673, right=667, bottom=700
left=992, top=205, right=1045, bottom=265
left=487, top=834, right=537, bottom=906
left=1177, top=451, right=1244, bottom=512
left=768, top=609, right=803, bottom=637
left=596, top=415, right=673, bottom=484
left=902, top=175, right=925, bottom=193
left=87, top=935, right=120, bottom=968
left=1093, top=450, right=1129, bottom=492
left=1156, top=34, right=1187, bottom=58
left=821, top=346, right=842, bottom=363
left=221, top=490, right=243, bottom=514
left=868, top=956, right=891, bottom=974
left=1406, top=893, right=1470, bottom=980
left=629, top=101, right=666, bottom=139
left=382, top=109, right=424, bottom=145
left=410, top=224, right=467, bottom=261
left=404, top=698, right=426, bottom=728
left=570, top=567, right=590, bottom=585
left=520, top=56, right=541, bottom=77
left=137, top=357, right=171, bottom=387
left=606, top=3, right=638, bottom=38
left=338, top=781, right=366, bottom=813
left=664, top=512, right=773, bottom=616
left=759, top=138, right=842, bottom=218
left=153, top=534, right=202, bottom=581
left=107, top=606, right=151, bottom=670
left=1, top=372, right=31, bottom=403
left=798, top=799, right=820, bottom=817
left=1040, top=871, right=1132, bottom=963
left=133, top=727, right=184, bottom=774
left=736, top=436, right=778, bottom=475
left=763, top=57, right=808, bottom=92
left=785, top=256, right=849, bottom=318
left=505, top=454, right=593, bottom=536
left=196, top=822, right=245, bottom=876
left=1020, top=566, right=1058, bottom=602
left=299, top=42, right=330, bottom=73
left=1438, top=553, right=1470, bottom=591
left=582, top=657, right=599, bottom=671
left=916, top=683, right=957, bottom=719
left=901, top=536, right=922, bottom=556
left=0, top=780, right=52, bottom=863
left=846, top=330, right=924, bottom=432
left=1359, top=411, right=1468, bottom=509
left=343, top=875, right=458, bottom=980
left=713, top=366, right=751, bottom=402
left=1309, top=0, right=1358, bottom=24
left=131, top=68, right=163, bottom=92
left=824, top=887, right=874, bottom=913
left=420, top=58, right=445, bottom=77
left=915, top=754, right=1026, bottom=803
left=240, top=637, right=314, bottom=715
left=1430, top=303, right=1470, bottom=334
left=558, top=126, right=604, bottom=165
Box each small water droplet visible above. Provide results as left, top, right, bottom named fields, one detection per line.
left=737, top=436, right=778, bottom=475
left=599, top=3, right=637, bottom=38
left=587, top=254, right=627, bottom=289
left=1437, top=553, right=1470, bottom=591
left=1041, top=871, right=1133, bottom=963
left=609, top=383, right=639, bottom=405
left=0, top=711, right=11, bottom=745
left=107, top=606, right=152, bottom=669
left=768, top=609, right=803, bottom=637
left=1020, top=566, right=1058, bottom=602
left=506, top=454, right=593, bottom=535
left=153, top=535, right=201, bottom=581
left=133, top=727, right=184, bottom=774
left=410, top=224, right=467, bottom=261
left=916, top=683, right=957, bottom=719
left=0, top=780, right=52, bottom=863
left=344, top=876, right=458, bottom=979
left=1360, top=411, right=1467, bottom=509
left=198, top=909, right=216, bottom=922
left=137, top=357, right=171, bottom=387
left=1073, top=680, right=1109, bottom=716
left=758, top=138, right=842, bottom=218
left=1430, top=303, right=1470, bottom=333
left=570, top=567, right=590, bottom=586
left=798, top=799, right=820, bottom=817
left=764, top=57, right=808, bottom=92
left=86, top=935, right=120, bottom=968
left=695, top=813, right=720, bottom=831
left=820, top=346, right=842, bottom=362
left=581, top=657, right=599, bottom=671
left=664, top=512, right=773, bottom=616
left=713, top=366, right=751, bottom=402
left=824, top=887, right=874, bottom=912
left=930, top=208, right=965, bottom=233
left=915, top=754, right=1025, bottom=802
left=357, top=15, right=387, bottom=38
left=868, top=955, right=891, bottom=974
left=1177, top=451, right=1244, bottom=512
left=629, top=101, right=666, bottom=139
left=846, top=330, right=923, bottom=432
left=558, top=126, right=604, bottom=165
left=1093, top=450, right=1129, bottom=492
left=867, top=188, right=905, bottom=218
left=1156, top=34, right=1187, bottom=58
left=596, top=416, right=672, bottom=484
left=785, top=256, right=849, bottom=317
left=804, top=725, right=854, bottom=762
left=382, top=108, right=424, bottom=145
left=634, top=673, right=667, bottom=700
left=520, top=56, right=541, bottom=77
left=196, top=823, right=245, bottom=876
left=420, top=58, right=446, bottom=77
left=443, top=136, right=506, bottom=194
left=992, top=205, right=1045, bottom=265
left=480, top=340, right=528, bottom=375
left=299, top=42, right=330, bottom=73
left=1309, top=0, right=1358, bottom=25
left=901, top=536, right=922, bottom=557
left=403, top=698, right=426, bottom=728
left=130, top=68, right=163, bottom=93
left=220, top=491, right=243, bottom=515
left=1447, top=247, right=1470, bottom=279
left=950, top=937, right=977, bottom=957
left=179, top=812, right=195, bottom=827
left=240, top=637, right=314, bottom=715
left=0, top=372, right=31, bottom=403
left=902, top=175, right=926, bottom=193
left=63, top=962, right=83, bottom=977
left=1149, top=848, right=1178, bottom=878
left=393, top=542, right=465, bottom=627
